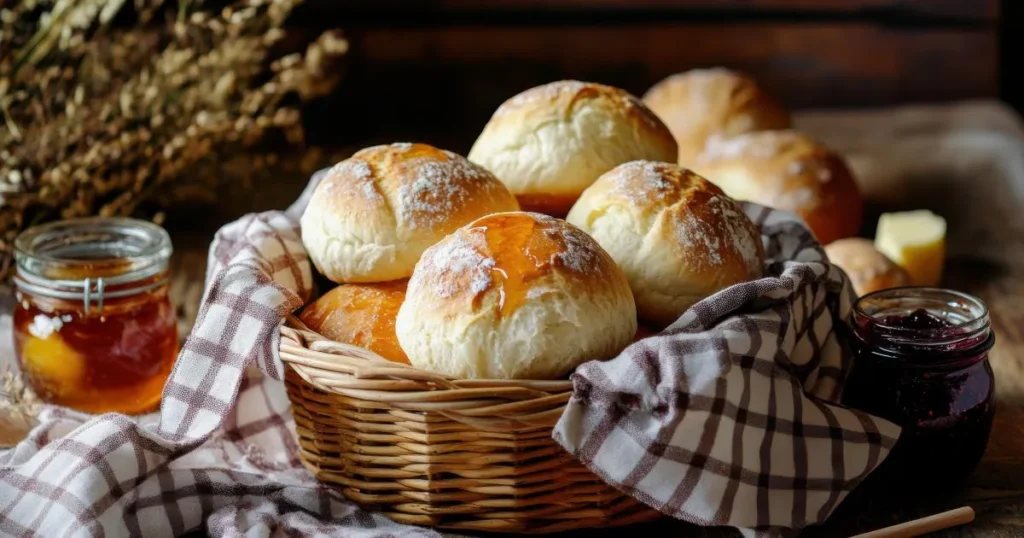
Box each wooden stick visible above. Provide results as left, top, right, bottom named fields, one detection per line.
left=851, top=506, right=975, bottom=538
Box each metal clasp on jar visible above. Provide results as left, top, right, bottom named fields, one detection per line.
left=13, top=272, right=169, bottom=315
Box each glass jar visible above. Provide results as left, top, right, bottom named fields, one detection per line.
left=12, top=217, right=177, bottom=414
left=842, top=287, right=995, bottom=490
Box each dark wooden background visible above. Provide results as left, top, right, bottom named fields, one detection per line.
left=187, top=0, right=1012, bottom=230
left=286, top=0, right=1008, bottom=156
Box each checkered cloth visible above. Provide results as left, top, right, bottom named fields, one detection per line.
left=553, top=207, right=902, bottom=537
left=0, top=169, right=899, bottom=538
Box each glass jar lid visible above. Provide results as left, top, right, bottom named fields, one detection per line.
left=13, top=217, right=172, bottom=312
left=851, top=287, right=992, bottom=363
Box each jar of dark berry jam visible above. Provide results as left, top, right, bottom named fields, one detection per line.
left=842, top=287, right=995, bottom=490
left=12, top=217, right=177, bottom=415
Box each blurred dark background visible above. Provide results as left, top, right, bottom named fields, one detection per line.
left=284, top=0, right=1013, bottom=156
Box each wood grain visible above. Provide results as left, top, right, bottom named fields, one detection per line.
left=301, top=0, right=999, bottom=19
left=302, top=22, right=996, bottom=155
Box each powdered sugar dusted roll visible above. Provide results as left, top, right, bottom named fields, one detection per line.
left=396, top=212, right=636, bottom=380
left=300, top=143, right=519, bottom=283
left=567, top=161, right=764, bottom=327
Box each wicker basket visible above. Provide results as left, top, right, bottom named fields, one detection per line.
left=279, top=316, right=662, bottom=534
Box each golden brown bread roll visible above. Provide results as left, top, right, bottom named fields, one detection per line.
left=396, top=212, right=636, bottom=380
left=694, top=130, right=863, bottom=245
left=642, top=68, right=791, bottom=167
left=468, top=80, right=677, bottom=217
left=300, top=143, right=519, bottom=283
left=566, top=161, right=764, bottom=327
left=299, top=280, right=410, bottom=364
left=824, top=238, right=910, bottom=297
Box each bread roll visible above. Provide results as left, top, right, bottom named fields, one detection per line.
left=300, top=143, right=519, bottom=283
left=566, top=161, right=764, bottom=327
left=695, top=130, right=863, bottom=245
left=298, top=280, right=410, bottom=364
left=824, top=238, right=910, bottom=297
left=642, top=68, right=791, bottom=166
left=467, top=81, right=677, bottom=217
left=396, top=212, right=636, bottom=380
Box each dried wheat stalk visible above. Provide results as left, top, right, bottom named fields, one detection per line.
left=0, top=0, right=348, bottom=278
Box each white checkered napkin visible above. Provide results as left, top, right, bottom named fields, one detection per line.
left=0, top=210, right=434, bottom=537
left=552, top=205, right=903, bottom=538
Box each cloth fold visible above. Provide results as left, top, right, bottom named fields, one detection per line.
left=553, top=207, right=900, bottom=537
left=0, top=168, right=898, bottom=538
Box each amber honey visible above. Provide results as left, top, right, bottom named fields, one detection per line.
left=12, top=217, right=176, bottom=415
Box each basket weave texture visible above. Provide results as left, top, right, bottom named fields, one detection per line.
left=280, top=317, right=662, bottom=534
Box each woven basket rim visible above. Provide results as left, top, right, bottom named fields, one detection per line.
left=280, top=316, right=574, bottom=412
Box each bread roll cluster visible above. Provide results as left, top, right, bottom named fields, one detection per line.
left=642, top=68, right=940, bottom=296
left=643, top=68, right=865, bottom=247
left=642, top=68, right=791, bottom=166
left=298, top=79, right=779, bottom=380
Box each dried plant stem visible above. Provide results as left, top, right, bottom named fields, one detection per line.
left=0, top=0, right=349, bottom=279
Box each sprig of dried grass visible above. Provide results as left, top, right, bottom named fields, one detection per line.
left=0, top=0, right=347, bottom=278
left=0, top=367, right=40, bottom=446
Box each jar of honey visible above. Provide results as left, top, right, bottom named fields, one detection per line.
left=842, top=287, right=995, bottom=491
left=12, top=217, right=177, bottom=414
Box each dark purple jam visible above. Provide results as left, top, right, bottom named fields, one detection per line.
left=842, top=290, right=995, bottom=491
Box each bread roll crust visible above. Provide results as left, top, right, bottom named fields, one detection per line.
left=567, top=161, right=764, bottom=327
left=396, top=211, right=637, bottom=380
left=300, top=143, right=519, bottom=283
left=695, top=130, right=863, bottom=245
left=643, top=68, right=791, bottom=166
left=468, top=80, right=677, bottom=217
left=299, top=280, right=410, bottom=364
left=824, top=238, right=910, bottom=297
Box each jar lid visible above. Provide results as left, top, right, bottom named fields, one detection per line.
left=852, top=286, right=992, bottom=363
left=13, top=217, right=172, bottom=312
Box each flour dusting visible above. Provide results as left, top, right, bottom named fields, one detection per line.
left=417, top=230, right=495, bottom=299
left=718, top=198, right=763, bottom=275
left=677, top=202, right=724, bottom=267
left=675, top=196, right=762, bottom=274
left=398, top=155, right=495, bottom=228
left=325, top=158, right=381, bottom=203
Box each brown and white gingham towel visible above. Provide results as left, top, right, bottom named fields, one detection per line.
left=553, top=207, right=901, bottom=537
left=0, top=169, right=899, bottom=538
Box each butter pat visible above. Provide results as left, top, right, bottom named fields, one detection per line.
left=874, top=210, right=946, bottom=286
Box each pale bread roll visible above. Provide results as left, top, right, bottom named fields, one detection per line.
left=642, top=68, right=791, bottom=167
left=300, top=143, right=519, bottom=283
left=825, top=238, right=910, bottom=297
left=298, top=280, right=410, bottom=364
left=694, top=130, right=863, bottom=245
left=467, top=80, right=677, bottom=217
left=566, top=161, right=764, bottom=327
left=396, top=212, right=636, bottom=380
